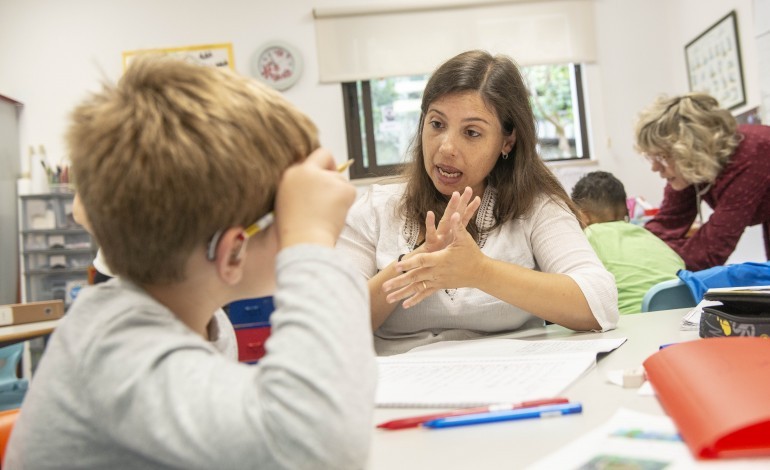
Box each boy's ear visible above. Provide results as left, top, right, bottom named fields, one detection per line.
left=213, top=228, right=246, bottom=285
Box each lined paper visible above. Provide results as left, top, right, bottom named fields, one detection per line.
left=376, top=354, right=596, bottom=408
left=375, top=337, right=625, bottom=408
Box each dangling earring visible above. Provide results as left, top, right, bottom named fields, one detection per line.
left=502, top=152, right=509, bottom=160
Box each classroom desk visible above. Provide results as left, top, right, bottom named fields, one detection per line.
left=368, top=307, right=698, bottom=469
left=0, top=319, right=61, bottom=348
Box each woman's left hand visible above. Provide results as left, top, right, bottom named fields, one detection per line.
left=382, top=213, right=485, bottom=308
left=422, top=187, right=480, bottom=254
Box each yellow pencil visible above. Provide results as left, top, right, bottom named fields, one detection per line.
left=337, top=158, right=354, bottom=173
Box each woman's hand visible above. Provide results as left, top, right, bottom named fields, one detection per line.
left=383, top=212, right=486, bottom=308
left=367, top=187, right=481, bottom=330
left=423, top=187, right=481, bottom=253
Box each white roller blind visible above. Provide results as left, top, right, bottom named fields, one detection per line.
left=313, top=0, right=597, bottom=83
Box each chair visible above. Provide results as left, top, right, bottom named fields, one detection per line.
left=0, top=344, right=29, bottom=411
left=641, top=278, right=697, bottom=312
left=0, top=408, right=20, bottom=461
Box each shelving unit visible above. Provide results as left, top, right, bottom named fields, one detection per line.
left=18, top=192, right=97, bottom=309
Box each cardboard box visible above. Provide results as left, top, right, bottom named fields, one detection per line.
left=0, top=300, right=65, bottom=327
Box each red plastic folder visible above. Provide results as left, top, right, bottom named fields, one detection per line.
left=643, top=337, right=770, bottom=459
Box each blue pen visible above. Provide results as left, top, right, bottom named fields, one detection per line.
left=422, top=402, right=582, bottom=429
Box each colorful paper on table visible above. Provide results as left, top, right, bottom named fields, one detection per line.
left=643, top=336, right=770, bottom=459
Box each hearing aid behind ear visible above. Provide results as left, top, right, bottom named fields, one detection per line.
left=229, top=233, right=247, bottom=264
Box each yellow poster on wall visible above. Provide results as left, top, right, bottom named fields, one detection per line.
left=122, top=43, right=234, bottom=71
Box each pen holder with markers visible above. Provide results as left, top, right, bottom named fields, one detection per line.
left=49, top=183, right=74, bottom=193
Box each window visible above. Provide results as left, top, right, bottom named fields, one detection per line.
left=342, top=64, right=590, bottom=180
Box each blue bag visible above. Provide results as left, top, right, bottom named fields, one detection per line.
left=678, top=261, right=770, bottom=301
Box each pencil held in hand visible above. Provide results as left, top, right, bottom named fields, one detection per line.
left=274, top=153, right=356, bottom=248
left=337, top=159, right=353, bottom=173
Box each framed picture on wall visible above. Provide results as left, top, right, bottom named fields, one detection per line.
left=122, top=43, right=234, bottom=72
left=685, top=11, right=746, bottom=110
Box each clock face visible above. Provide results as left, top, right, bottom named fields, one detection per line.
left=251, top=42, right=303, bottom=91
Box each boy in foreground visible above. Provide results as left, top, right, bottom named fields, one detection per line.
left=5, top=56, right=376, bottom=469
left=571, top=171, right=685, bottom=314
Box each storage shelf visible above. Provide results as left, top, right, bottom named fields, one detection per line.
left=19, top=192, right=97, bottom=311
left=21, top=248, right=94, bottom=255
left=25, top=267, right=90, bottom=275
left=21, top=228, right=87, bottom=235
left=20, top=192, right=75, bottom=200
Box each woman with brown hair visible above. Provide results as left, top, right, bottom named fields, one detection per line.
left=337, top=50, right=618, bottom=355
left=635, top=93, right=770, bottom=271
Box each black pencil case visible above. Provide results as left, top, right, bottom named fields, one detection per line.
left=700, top=289, right=770, bottom=338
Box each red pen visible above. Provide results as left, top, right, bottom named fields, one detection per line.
left=376, top=397, right=570, bottom=430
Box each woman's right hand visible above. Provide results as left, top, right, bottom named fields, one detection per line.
left=422, top=187, right=480, bottom=253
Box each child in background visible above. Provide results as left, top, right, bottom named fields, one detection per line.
left=5, top=56, right=376, bottom=469
left=571, top=171, right=685, bottom=314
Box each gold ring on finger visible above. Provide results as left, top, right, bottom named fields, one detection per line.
left=422, top=281, right=427, bottom=291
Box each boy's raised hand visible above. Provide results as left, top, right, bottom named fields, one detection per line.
left=274, top=148, right=356, bottom=249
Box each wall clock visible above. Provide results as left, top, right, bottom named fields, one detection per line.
left=251, top=41, right=303, bottom=91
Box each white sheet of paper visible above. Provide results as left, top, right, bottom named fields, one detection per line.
left=681, top=299, right=722, bottom=331
left=405, top=337, right=627, bottom=357
left=376, top=353, right=596, bottom=408
left=375, top=337, right=626, bottom=408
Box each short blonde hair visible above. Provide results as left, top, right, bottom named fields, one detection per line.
left=634, top=93, right=741, bottom=184
left=69, top=55, right=318, bottom=283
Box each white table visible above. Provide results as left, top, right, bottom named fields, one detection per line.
left=368, top=308, right=698, bottom=469
left=0, top=319, right=61, bottom=348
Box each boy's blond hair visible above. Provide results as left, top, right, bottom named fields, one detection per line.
left=634, top=93, right=741, bottom=184
left=69, top=55, right=318, bottom=283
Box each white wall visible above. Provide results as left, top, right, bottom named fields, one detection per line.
left=0, top=0, right=765, bottom=264
left=0, top=0, right=760, bottom=182
left=0, top=0, right=351, bottom=174
left=756, top=0, right=770, bottom=128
